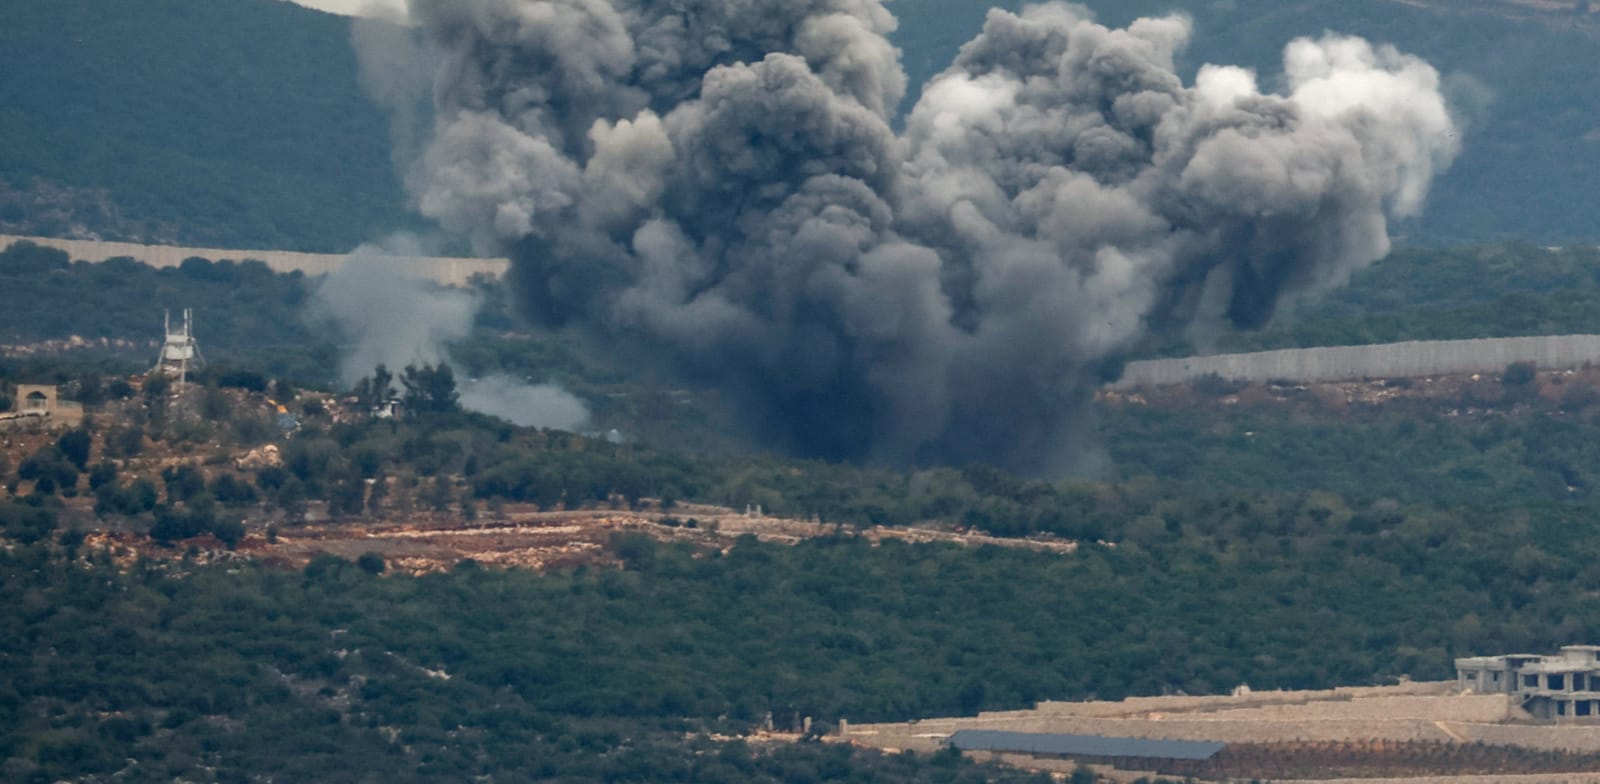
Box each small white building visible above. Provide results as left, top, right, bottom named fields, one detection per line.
left=1457, top=645, right=1600, bottom=720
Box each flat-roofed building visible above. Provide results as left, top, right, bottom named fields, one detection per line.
left=1457, top=645, right=1600, bottom=720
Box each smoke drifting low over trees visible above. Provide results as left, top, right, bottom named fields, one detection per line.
left=377, top=0, right=1459, bottom=472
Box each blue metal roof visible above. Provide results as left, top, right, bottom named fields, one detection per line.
left=948, top=729, right=1224, bottom=761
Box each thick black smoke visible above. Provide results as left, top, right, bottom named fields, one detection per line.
left=394, top=0, right=1459, bottom=472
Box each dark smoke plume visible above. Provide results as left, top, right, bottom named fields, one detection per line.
left=396, top=0, right=1459, bottom=472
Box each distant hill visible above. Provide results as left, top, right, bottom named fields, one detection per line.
left=2, top=0, right=1598, bottom=249
left=1118, top=242, right=1600, bottom=356
left=0, top=0, right=416, bottom=252
left=1203, top=242, right=1600, bottom=353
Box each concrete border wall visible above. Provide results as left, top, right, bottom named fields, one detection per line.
left=1112, top=335, right=1600, bottom=389
left=0, top=234, right=509, bottom=287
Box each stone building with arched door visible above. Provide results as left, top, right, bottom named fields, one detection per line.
left=1, top=384, right=84, bottom=430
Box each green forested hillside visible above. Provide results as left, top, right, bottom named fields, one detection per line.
left=0, top=0, right=414, bottom=251
left=10, top=237, right=1600, bottom=778
left=8, top=4, right=1600, bottom=775
left=6, top=479, right=1600, bottom=780
left=1205, top=243, right=1600, bottom=352
left=0, top=241, right=337, bottom=379
left=1103, top=404, right=1600, bottom=504
left=1287, top=244, right=1600, bottom=317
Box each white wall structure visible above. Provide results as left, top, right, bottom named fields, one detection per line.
left=0, top=234, right=508, bottom=288
left=1112, top=335, right=1600, bottom=389
left=280, top=0, right=407, bottom=18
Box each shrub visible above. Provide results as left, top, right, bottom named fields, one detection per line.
left=211, top=518, right=245, bottom=549
left=1503, top=361, right=1537, bottom=386
left=356, top=551, right=386, bottom=575
left=56, top=429, right=91, bottom=471
left=0, top=501, right=56, bottom=544
left=87, top=461, right=118, bottom=491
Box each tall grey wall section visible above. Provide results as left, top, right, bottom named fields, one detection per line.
left=0, top=234, right=509, bottom=287
left=1112, top=335, right=1600, bottom=389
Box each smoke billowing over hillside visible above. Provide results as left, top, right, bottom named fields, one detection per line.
left=381, top=0, right=1459, bottom=472
left=308, top=236, right=590, bottom=432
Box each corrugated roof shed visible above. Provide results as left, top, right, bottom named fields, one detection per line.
left=948, top=729, right=1224, bottom=761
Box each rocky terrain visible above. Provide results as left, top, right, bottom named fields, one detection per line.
left=0, top=381, right=1078, bottom=572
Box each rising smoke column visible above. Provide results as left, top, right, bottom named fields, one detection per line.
left=308, top=236, right=590, bottom=432
left=397, top=0, right=1459, bottom=472
left=894, top=6, right=1458, bottom=465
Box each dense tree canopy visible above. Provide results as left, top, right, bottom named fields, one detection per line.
left=0, top=0, right=419, bottom=250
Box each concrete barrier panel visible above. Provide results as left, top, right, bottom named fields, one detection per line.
left=1112, top=335, right=1600, bottom=389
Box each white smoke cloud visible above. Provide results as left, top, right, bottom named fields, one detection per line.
left=308, top=236, right=477, bottom=387
left=458, top=374, right=590, bottom=431
left=307, top=234, right=589, bottom=431
left=382, top=0, right=1460, bottom=472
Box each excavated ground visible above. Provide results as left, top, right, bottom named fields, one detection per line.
left=77, top=502, right=1078, bottom=575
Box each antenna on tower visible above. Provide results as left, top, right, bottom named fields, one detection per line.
left=152, top=308, right=204, bottom=387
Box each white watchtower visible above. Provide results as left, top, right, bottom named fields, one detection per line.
left=152, top=308, right=204, bottom=385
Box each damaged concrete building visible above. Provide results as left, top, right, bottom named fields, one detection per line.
left=1456, top=645, right=1600, bottom=719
